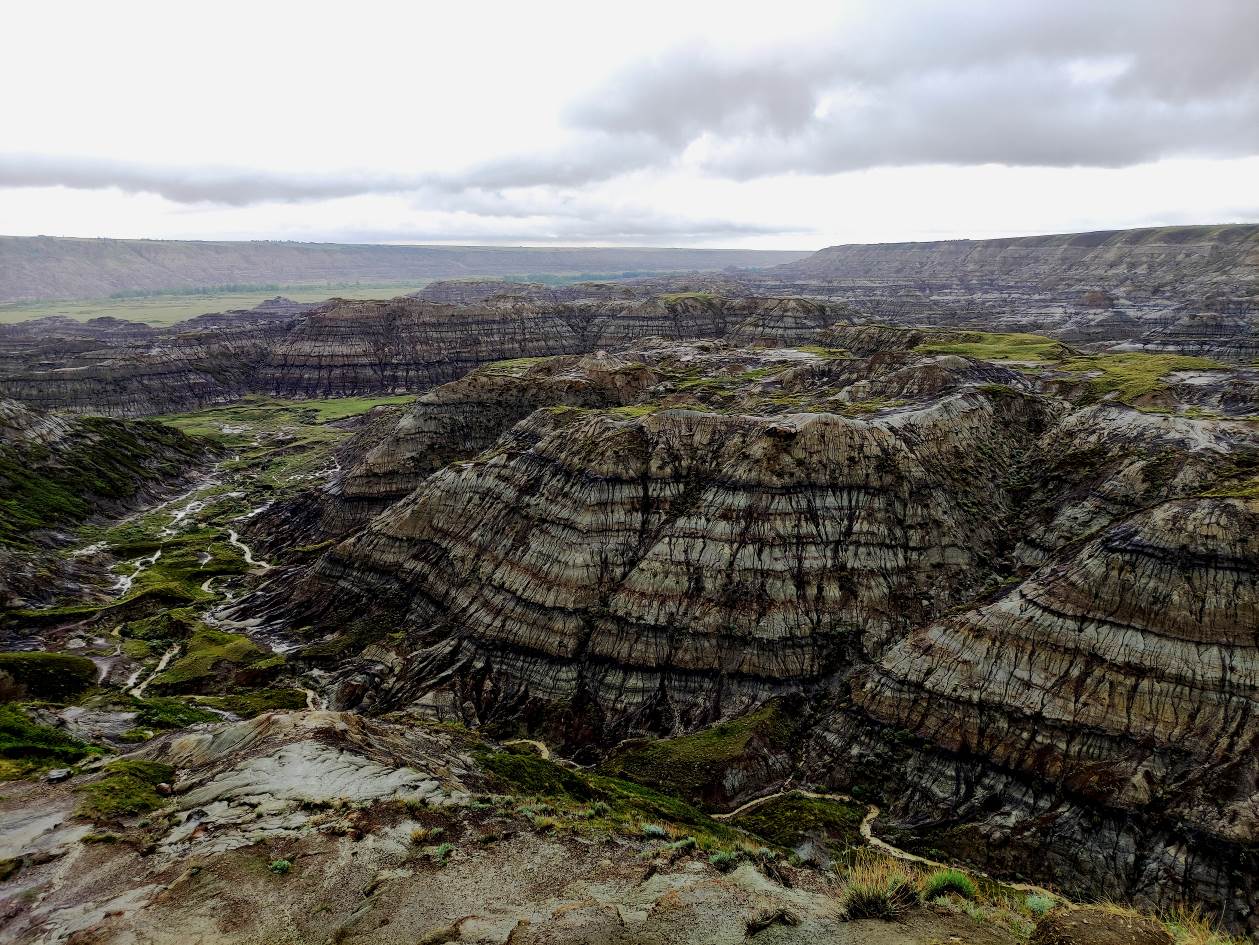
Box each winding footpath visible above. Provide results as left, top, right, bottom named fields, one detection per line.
left=712, top=787, right=1056, bottom=898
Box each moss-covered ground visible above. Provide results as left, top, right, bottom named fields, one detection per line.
left=75, top=759, right=176, bottom=821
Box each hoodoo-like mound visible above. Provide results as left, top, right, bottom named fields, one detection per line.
left=809, top=491, right=1259, bottom=928
left=297, top=381, right=1049, bottom=742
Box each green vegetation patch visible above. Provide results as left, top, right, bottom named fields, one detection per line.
left=0, top=652, right=97, bottom=703
left=151, top=626, right=283, bottom=695
left=0, top=704, right=99, bottom=777
left=478, top=746, right=740, bottom=847
left=0, top=416, right=205, bottom=547
left=478, top=356, right=560, bottom=376
left=915, top=331, right=1069, bottom=362
left=128, top=695, right=219, bottom=729
left=192, top=688, right=307, bottom=717
left=598, top=703, right=795, bottom=802
left=76, top=759, right=175, bottom=821
left=728, top=793, right=865, bottom=850
left=1057, top=353, right=1227, bottom=403
left=922, top=868, right=978, bottom=901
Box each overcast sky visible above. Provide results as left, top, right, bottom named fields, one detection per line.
left=3, top=0, right=1257, bottom=249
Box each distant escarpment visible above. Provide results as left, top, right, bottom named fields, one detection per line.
left=782, top=224, right=1259, bottom=294
left=0, top=294, right=862, bottom=416
left=0, top=235, right=805, bottom=303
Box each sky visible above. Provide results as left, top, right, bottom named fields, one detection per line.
left=2, top=0, right=1257, bottom=250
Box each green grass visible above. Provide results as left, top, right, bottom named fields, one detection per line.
left=1057, top=353, right=1227, bottom=402
left=151, top=626, right=283, bottom=695
left=0, top=652, right=98, bottom=702
left=915, top=331, right=1070, bottom=362
left=192, top=688, right=307, bottom=717
left=478, top=356, right=560, bottom=376
left=921, top=868, right=978, bottom=901
left=76, top=759, right=174, bottom=821
left=0, top=703, right=99, bottom=777
left=478, top=746, right=741, bottom=849
left=0, top=416, right=206, bottom=547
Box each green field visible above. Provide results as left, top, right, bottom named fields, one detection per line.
left=0, top=282, right=433, bottom=327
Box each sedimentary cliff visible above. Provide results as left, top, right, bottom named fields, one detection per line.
left=783, top=224, right=1259, bottom=295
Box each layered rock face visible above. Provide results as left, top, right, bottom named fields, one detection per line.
left=810, top=493, right=1259, bottom=930
left=301, top=378, right=1049, bottom=743
left=336, top=351, right=660, bottom=523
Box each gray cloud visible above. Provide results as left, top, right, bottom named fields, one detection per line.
left=572, top=0, right=1259, bottom=175
left=2, top=0, right=1256, bottom=212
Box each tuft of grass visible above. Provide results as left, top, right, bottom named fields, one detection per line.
left=268, top=859, right=291, bottom=875
left=641, top=823, right=669, bottom=839
left=1163, top=904, right=1250, bottom=945
left=410, top=826, right=444, bottom=845
left=840, top=855, right=920, bottom=920
left=1025, top=893, right=1056, bottom=916
left=76, top=760, right=174, bottom=821
left=921, top=868, right=977, bottom=901
left=431, top=842, right=455, bottom=865
left=709, top=850, right=739, bottom=872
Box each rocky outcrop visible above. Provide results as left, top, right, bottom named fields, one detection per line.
left=294, top=383, right=1051, bottom=744
left=808, top=493, right=1259, bottom=931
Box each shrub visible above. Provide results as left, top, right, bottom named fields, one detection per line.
left=841, top=856, right=919, bottom=920
left=641, top=823, right=669, bottom=839
left=709, top=850, right=739, bottom=872
left=921, top=868, right=977, bottom=901
left=1025, top=893, right=1055, bottom=916
left=411, top=826, right=444, bottom=845
left=268, top=859, right=291, bottom=874
left=431, top=842, right=454, bottom=865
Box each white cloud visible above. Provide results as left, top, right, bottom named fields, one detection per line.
left=0, top=0, right=1255, bottom=247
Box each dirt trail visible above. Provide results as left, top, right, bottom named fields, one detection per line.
left=714, top=788, right=1056, bottom=898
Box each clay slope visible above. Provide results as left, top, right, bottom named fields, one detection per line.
left=809, top=491, right=1259, bottom=931
left=296, top=375, right=1049, bottom=743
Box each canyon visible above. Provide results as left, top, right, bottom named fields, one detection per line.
left=1, top=224, right=1257, bottom=944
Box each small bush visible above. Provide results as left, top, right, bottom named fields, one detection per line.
left=709, top=850, right=739, bottom=872
left=431, top=842, right=454, bottom=865
left=641, top=823, right=669, bottom=839
left=921, top=868, right=977, bottom=901
left=411, top=826, right=444, bottom=845
left=1025, top=893, right=1055, bottom=916
left=268, top=859, right=291, bottom=874
left=841, top=857, right=919, bottom=920
left=669, top=836, right=697, bottom=852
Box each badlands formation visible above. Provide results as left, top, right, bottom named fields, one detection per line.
left=1, top=224, right=1257, bottom=944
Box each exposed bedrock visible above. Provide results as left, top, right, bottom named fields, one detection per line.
left=807, top=496, right=1259, bottom=933
left=336, top=351, right=660, bottom=524
left=296, top=387, right=1051, bottom=744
